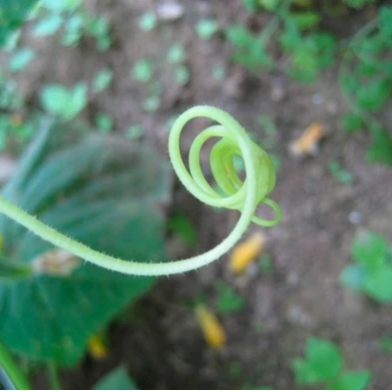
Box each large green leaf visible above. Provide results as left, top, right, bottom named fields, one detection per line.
left=0, top=0, right=38, bottom=46
left=0, top=122, right=172, bottom=365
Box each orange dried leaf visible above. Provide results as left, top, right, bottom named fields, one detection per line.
left=289, top=122, right=324, bottom=157
left=229, top=232, right=265, bottom=274
left=195, top=305, right=226, bottom=349
left=88, top=335, right=108, bottom=360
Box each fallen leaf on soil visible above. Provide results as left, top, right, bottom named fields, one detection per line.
left=88, top=334, right=108, bottom=360
left=195, top=305, right=226, bottom=349
left=229, top=232, right=265, bottom=274
left=289, top=122, right=325, bottom=158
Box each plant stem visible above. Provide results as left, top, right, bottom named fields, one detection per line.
left=0, top=337, right=31, bottom=390
left=0, top=106, right=281, bottom=276
left=46, top=362, right=61, bottom=390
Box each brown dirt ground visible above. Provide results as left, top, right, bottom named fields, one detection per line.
left=7, top=0, right=392, bottom=389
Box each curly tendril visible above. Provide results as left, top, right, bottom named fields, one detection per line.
left=0, top=105, right=281, bottom=276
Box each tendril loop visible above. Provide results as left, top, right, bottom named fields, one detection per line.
left=169, top=106, right=282, bottom=227
left=0, top=105, right=282, bottom=276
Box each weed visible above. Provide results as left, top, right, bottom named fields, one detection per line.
left=328, top=160, right=354, bottom=185
left=92, top=68, right=113, bottom=93
left=95, top=113, right=114, bottom=133
left=195, top=19, right=219, bottom=40
left=131, top=59, right=154, bottom=82
left=40, top=83, right=88, bottom=120
left=214, top=280, right=245, bottom=314
left=293, top=337, right=371, bottom=389
left=340, top=230, right=392, bottom=303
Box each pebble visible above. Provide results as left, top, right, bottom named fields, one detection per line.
left=156, top=2, right=184, bottom=21
left=349, top=211, right=363, bottom=225
left=312, top=93, right=324, bottom=104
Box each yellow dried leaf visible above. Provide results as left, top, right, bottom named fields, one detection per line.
left=88, top=335, right=108, bottom=360
left=289, top=122, right=324, bottom=158
left=195, top=305, right=226, bottom=349
left=229, top=232, right=265, bottom=274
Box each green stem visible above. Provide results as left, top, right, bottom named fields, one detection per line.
left=46, top=362, right=61, bottom=390
left=0, top=106, right=281, bottom=277
left=0, top=337, right=31, bottom=390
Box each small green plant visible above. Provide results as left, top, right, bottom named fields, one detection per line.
left=214, top=280, right=245, bottom=314
left=8, top=48, right=36, bottom=73
left=32, top=0, right=112, bottom=52
left=95, top=113, right=114, bottom=133
left=138, top=12, right=157, bottom=32
left=195, top=19, right=219, bottom=40
left=377, top=334, right=392, bottom=353
left=126, top=124, right=144, bottom=139
left=167, top=211, right=197, bottom=248
left=131, top=59, right=154, bottom=82
left=174, top=65, right=190, bottom=85
left=167, top=44, right=186, bottom=64
left=227, top=1, right=335, bottom=81
left=92, top=68, right=113, bottom=93
left=340, top=230, right=392, bottom=302
left=293, top=337, right=371, bottom=389
left=338, top=7, right=392, bottom=165
left=40, top=83, right=88, bottom=120
left=328, top=160, right=353, bottom=185
left=259, top=255, right=273, bottom=274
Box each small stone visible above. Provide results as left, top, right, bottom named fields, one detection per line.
left=156, top=2, right=184, bottom=21
left=312, top=93, right=324, bottom=104
left=349, top=211, right=363, bottom=225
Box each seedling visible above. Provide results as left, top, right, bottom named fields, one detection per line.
left=293, top=337, right=371, bottom=389
left=142, top=96, right=161, bottom=112
left=328, top=160, right=353, bottom=185
left=40, top=83, right=88, bottom=120
left=126, top=124, right=144, bottom=140
left=167, top=211, right=197, bottom=249
left=340, top=230, right=392, bottom=303
left=195, top=19, right=219, bottom=40
left=138, top=12, right=158, bottom=32
left=259, top=255, right=273, bottom=274
left=8, top=48, right=36, bottom=73
left=95, top=113, right=114, bottom=133
left=131, top=59, right=154, bottom=82
left=92, top=68, right=113, bottom=93
left=378, top=334, right=392, bottom=353
left=174, top=65, right=190, bottom=85
left=167, top=44, right=186, bottom=64
left=214, top=280, right=245, bottom=314
left=211, top=65, right=226, bottom=80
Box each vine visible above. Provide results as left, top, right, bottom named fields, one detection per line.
left=0, top=105, right=281, bottom=276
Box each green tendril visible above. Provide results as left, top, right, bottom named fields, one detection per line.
left=0, top=105, right=281, bottom=276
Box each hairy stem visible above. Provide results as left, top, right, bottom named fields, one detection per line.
left=0, top=106, right=281, bottom=276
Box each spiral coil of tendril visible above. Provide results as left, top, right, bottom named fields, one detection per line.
left=169, top=105, right=282, bottom=228
left=0, top=105, right=281, bottom=276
